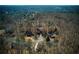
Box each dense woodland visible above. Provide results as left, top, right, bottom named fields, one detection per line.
left=0, top=11, right=79, bottom=54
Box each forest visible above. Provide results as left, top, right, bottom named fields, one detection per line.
left=0, top=6, right=79, bottom=54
